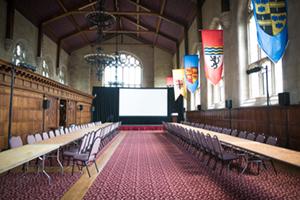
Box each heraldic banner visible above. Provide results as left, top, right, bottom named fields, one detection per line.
left=184, top=55, right=199, bottom=93
left=201, top=30, right=224, bottom=85
left=172, top=69, right=186, bottom=100
left=251, top=0, right=288, bottom=63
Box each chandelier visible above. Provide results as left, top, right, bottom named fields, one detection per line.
left=84, top=47, right=114, bottom=80
left=85, top=0, right=116, bottom=39
left=84, top=0, right=116, bottom=81
left=108, top=23, right=126, bottom=87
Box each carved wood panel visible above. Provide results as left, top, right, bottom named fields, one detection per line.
left=0, top=60, right=93, bottom=149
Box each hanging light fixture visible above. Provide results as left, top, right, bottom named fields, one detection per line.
left=108, top=17, right=126, bottom=87
left=84, top=0, right=116, bottom=81
left=84, top=47, right=114, bottom=80
left=85, top=0, right=116, bottom=40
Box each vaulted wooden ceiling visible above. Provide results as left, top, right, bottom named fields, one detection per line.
left=15, top=0, right=198, bottom=54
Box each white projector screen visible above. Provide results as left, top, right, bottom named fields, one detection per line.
left=119, top=88, right=168, bottom=116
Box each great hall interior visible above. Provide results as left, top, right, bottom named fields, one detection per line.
left=0, top=0, right=300, bottom=199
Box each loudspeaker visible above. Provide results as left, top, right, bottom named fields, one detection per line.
left=197, top=105, right=201, bottom=111
left=43, top=99, right=50, bottom=109
left=278, top=92, right=290, bottom=106
left=225, top=99, right=232, bottom=109
left=79, top=105, right=83, bottom=111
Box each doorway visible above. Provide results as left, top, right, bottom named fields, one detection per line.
left=59, top=99, right=67, bottom=127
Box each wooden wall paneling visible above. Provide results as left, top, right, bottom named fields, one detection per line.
left=187, top=105, right=300, bottom=151
left=44, top=96, right=59, bottom=131
left=0, top=60, right=93, bottom=149
left=76, top=102, right=92, bottom=125
left=66, top=100, right=76, bottom=126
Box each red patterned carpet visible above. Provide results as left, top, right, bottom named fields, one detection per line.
left=0, top=172, right=80, bottom=200
left=84, top=131, right=300, bottom=200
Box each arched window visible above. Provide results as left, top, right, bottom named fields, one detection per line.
left=58, top=67, right=66, bottom=84
left=42, top=60, right=49, bottom=78
left=207, top=24, right=225, bottom=109
left=103, top=52, right=142, bottom=87
left=247, top=1, right=283, bottom=103
left=59, top=68, right=65, bottom=84
left=12, top=43, right=26, bottom=66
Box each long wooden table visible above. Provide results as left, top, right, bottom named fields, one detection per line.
left=0, top=144, right=59, bottom=174
left=173, top=123, right=300, bottom=168
left=0, top=123, right=111, bottom=184
left=34, top=123, right=112, bottom=174
left=36, top=123, right=111, bottom=146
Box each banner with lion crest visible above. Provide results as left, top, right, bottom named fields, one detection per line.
left=201, top=30, right=224, bottom=85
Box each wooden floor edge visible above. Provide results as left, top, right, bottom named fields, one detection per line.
left=61, top=132, right=126, bottom=200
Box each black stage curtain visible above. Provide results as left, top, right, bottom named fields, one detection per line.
left=92, top=87, right=119, bottom=122
left=92, top=87, right=183, bottom=124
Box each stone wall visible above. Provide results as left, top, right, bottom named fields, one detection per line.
left=173, top=0, right=300, bottom=110
left=69, top=35, right=173, bottom=93
left=0, top=0, right=70, bottom=85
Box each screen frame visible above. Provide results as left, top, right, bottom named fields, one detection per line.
left=119, top=87, right=168, bottom=117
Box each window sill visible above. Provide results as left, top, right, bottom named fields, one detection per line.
left=241, top=95, right=278, bottom=107
left=208, top=101, right=225, bottom=109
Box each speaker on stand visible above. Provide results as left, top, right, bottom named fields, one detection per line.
left=278, top=92, right=290, bottom=147
left=225, top=99, right=232, bottom=129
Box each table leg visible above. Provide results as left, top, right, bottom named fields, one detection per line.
left=56, top=148, right=64, bottom=174
left=41, top=154, right=51, bottom=185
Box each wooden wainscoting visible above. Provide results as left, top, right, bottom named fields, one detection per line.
left=0, top=60, right=93, bottom=149
left=186, top=105, right=300, bottom=151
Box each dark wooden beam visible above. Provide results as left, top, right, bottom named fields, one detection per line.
left=42, top=1, right=97, bottom=25
left=62, top=29, right=157, bottom=41
left=154, top=0, right=167, bottom=45
left=56, top=40, right=61, bottom=70
left=136, top=0, right=140, bottom=37
left=221, top=0, right=230, bottom=12
left=127, top=34, right=174, bottom=54
left=56, top=0, right=90, bottom=45
left=37, top=24, right=43, bottom=57
left=127, top=0, right=185, bottom=28
left=68, top=34, right=116, bottom=53
left=123, top=16, right=177, bottom=42
left=43, top=11, right=182, bottom=26
left=184, top=26, right=189, bottom=54
left=5, top=0, right=15, bottom=39
left=176, top=42, right=180, bottom=69
left=60, top=16, right=178, bottom=43
left=197, top=0, right=205, bottom=41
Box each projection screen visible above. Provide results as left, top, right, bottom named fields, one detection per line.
left=119, top=88, right=168, bottom=116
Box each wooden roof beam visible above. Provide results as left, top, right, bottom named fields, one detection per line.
left=43, top=10, right=184, bottom=28
left=127, top=0, right=185, bottom=28
left=61, top=28, right=157, bottom=41
left=42, top=1, right=97, bottom=25
left=122, top=16, right=177, bottom=43
left=154, top=0, right=167, bottom=45
left=56, top=0, right=90, bottom=44
left=136, top=0, right=140, bottom=37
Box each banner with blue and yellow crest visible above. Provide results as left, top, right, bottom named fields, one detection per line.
left=252, top=0, right=288, bottom=63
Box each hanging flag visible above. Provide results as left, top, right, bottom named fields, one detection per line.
left=184, top=55, right=199, bottom=93
left=251, top=0, right=288, bottom=63
left=172, top=69, right=187, bottom=100
left=201, top=30, right=224, bottom=85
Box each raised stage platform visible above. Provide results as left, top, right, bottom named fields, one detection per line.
left=119, top=125, right=163, bottom=131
